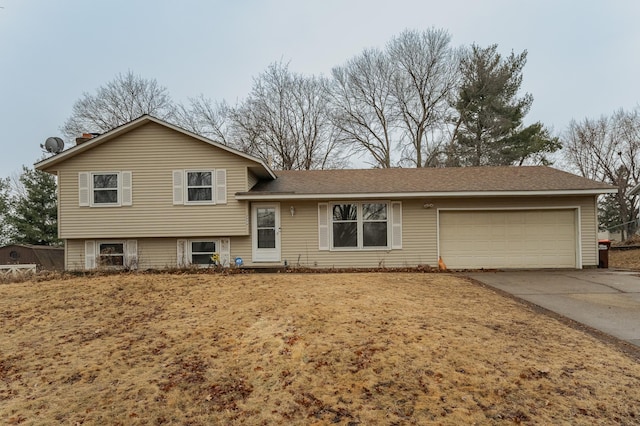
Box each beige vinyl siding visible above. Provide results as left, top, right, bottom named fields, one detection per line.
left=67, top=237, right=252, bottom=270
left=53, top=123, right=255, bottom=239
left=435, top=196, right=598, bottom=268
left=248, top=196, right=597, bottom=269
left=68, top=238, right=180, bottom=270
left=65, top=195, right=598, bottom=270
left=66, top=239, right=85, bottom=270
left=255, top=200, right=435, bottom=268
left=586, top=195, right=599, bottom=266
left=137, top=238, right=182, bottom=268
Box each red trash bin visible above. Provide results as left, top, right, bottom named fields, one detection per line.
left=598, top=239, right=611, bottom=268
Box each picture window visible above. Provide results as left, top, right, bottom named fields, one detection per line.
left=331, top=202, right=389, bottom=249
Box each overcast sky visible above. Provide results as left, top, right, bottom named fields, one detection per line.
left=1, top=0, right=639, bottom=176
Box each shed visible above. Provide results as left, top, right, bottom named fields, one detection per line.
left=0, top=244, right=65, bottom=271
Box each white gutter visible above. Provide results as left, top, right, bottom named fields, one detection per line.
left=235, top=188, right=618, bottom=200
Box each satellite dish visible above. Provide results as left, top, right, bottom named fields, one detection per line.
left=43, top=137, right=64, bottom=154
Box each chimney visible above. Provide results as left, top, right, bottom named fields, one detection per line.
left=75, top=132, right=99, bottom=145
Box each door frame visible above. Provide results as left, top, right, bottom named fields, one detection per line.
left=251, top=202, right=281, bottom=262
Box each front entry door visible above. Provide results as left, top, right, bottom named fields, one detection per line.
left=252, top=203, right=281, bottom=262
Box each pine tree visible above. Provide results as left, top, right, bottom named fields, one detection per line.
left=451, top=44, right=560, bottom=166
left=0, top=177, right=10, bottom=245
left=598, top=194, right=638, bottom=241
left=7, top=167, right=59, bottom=245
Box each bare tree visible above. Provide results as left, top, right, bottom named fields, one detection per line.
left=61, top=71, right=175, bottom=141
left=388, top=28, right=460, bottom=167
left=564, top=107, right=640, bottom=239
left=330, top=29, right=460, bottom=168
left=330, top=49, right=398, bottom=168
left=228, top=62, right=342, bottom=170
left=174, top=95, right=230, bottom=144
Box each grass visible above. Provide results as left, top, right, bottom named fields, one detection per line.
left=610, top=249, right=640, bottom=270
left=1, top=272, right=640, bottom=425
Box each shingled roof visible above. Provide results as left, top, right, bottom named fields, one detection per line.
left=237, top=166, right=617, bottom=200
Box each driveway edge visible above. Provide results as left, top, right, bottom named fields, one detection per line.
left=461, top=274, right=640, bottom=362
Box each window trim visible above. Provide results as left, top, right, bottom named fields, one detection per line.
left=184, top=170, right=215, bottom=205
left=96, top=240, right=125, bottom=268
left=362, top=202, right=390, bottom=248
left=91, top=172, right=121, bottom=207
left=79, top=171, right=131, bottom=207
left=330, top=201, right=391, bottom=251
left=85, top=240, right=137, bottom=270
left=173, top=169, right=226, bottom=206
left=177, top=238, right=231, bottom=268
left=189, top=239, right=219, bottom=267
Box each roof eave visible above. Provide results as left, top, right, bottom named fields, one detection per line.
left=235, top=188, right=618, bottom=201
left=35, top=115, right=276, bottom=180
left=35, top=115, right=152, bottom=170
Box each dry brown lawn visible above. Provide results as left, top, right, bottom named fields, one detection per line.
left=610, top=249, right=640, bottom=270
left=1, top=272, right=640, bottom=425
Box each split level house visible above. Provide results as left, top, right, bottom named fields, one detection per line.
left=35, top=115, right=617, bottom=271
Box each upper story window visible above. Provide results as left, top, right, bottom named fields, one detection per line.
left=173, top=169, right=227, bottom=205
left=93, top=173, right=119, bottom=205
left=186, top=171, right=213, bottom=203
left=78, top=171, right=132, bottom=207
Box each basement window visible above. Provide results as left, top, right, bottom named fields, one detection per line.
left=191, top=241, right=217, bottom=265
left=98, top=242, right=124, bottom=267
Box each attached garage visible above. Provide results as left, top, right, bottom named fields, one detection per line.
left=439, top=209, right=578, bottom=269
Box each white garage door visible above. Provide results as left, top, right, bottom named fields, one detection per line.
left=439, top=209, right=577, bottom=269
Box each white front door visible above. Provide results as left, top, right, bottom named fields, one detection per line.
left=252, top=203, right=281, bottom=262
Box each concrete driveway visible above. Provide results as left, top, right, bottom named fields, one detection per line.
left=464, top=269, right=640, bottom=347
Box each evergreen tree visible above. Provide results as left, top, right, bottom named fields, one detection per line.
left=7, top=167, right=59, bottom=245
left=451, top=44, right=560, bottom=166
left=598, top=193, right=638, bottom=240
left=0, top=177, right=10, bottom=245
